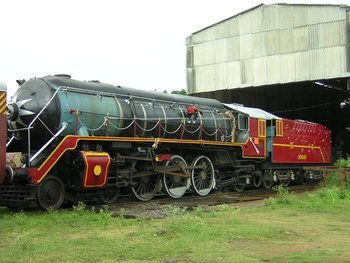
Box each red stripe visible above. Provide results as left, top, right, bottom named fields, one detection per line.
left=34, top=135, right=247, bottom=183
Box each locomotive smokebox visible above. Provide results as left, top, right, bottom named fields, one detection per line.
left=0, top=81, right=7, bottom=183
left=7, top=78, right=61, bottom=150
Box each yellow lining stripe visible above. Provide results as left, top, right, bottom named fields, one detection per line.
left=273, top=143, right=320, bottom=149
left=0, top=92, right=6, bottom=114
left=0, top=104, right=6, bottom=114
left=0, top=105, right=6, bottom=114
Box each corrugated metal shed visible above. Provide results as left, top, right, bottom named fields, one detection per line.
left=186, top=4, right=350, bottom=94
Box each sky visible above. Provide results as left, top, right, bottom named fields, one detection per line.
left=1, top=0, right=349, bottom=97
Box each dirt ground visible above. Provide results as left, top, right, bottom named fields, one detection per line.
left=102, top=184, right=316, bottom=219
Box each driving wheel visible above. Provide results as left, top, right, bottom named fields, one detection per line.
left=162, top=155, right=190, bottom=198
left=190, top=155, right=215, bottom=196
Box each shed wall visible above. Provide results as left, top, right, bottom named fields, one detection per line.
left=186, top=4, right=350, bottom=94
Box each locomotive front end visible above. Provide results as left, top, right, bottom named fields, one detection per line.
left=6, top=76, right=122, bottom=167
left=7, top=77, right=61, bottom=150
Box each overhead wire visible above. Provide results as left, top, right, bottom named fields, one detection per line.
left=271, top=99, right=344, bottom=114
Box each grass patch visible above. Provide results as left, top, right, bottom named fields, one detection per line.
left=1, top=180, right=350, bottom=262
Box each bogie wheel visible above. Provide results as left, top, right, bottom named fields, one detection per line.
left=98, top=186, right=120, bottom=204
left=298, top=171, right=309, bottom=185
left=263, top=171, right=274, bottom=189
left=37, top=175, right=65, bottom=210
left=313, top=171, right=324, bottom=183
left=162, top=155, right=190, bottom=199
left=131, top=174, right=161, bottom=201
left=190, top=155, right=215, bottom=196
left=281, top=170, right=292, bottom=187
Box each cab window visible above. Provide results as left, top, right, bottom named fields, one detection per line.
left=238, top=114, right=248, bottom=130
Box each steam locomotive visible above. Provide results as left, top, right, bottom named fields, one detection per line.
left=0, top=75, right=331, bottom=210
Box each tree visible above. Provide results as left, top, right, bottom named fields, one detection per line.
left=171, top=89, right=187, bottom=95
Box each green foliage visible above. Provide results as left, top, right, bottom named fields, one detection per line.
left=164, top=204, right=188, bottom=217
left=72, top=201, right=87, bottom=214
left=265, top=184, right=295, bottom=206
left=264, top=157, right=350, bottom=209
left=265, top=183, right=350, bottom=210
left=303, top=187, right=350, bottom=209
left=323, top=171, right=350, bottom=189
left=273, top=184, right=295, bottom=204
left=334, top=157, right=350, bottom=166
left=163, top=89, right=188, bottom=95
left=171, top=89, right=187, bottom=95
left=330, top=157, right=350, bottom=189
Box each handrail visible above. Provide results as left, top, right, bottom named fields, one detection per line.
left=29, top=122, right=68, bottom=165
left=28, top=86, right=64, bottom=128
left=6, top=136, right=15, bottom=148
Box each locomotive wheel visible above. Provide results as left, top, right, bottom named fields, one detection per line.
left=234, top=183, right=245, bottom=192
left=312, top=171, right=324, bottom=183
left=162, top=155, right=190, bottom=199
left=98, top=186, right=120, bottom=204
left=263, top=171, right=273, bottom=189
left=252, top=175, right=262, bottom=188
left=281, top=178, right=291, bottom=186
left=37, top=175, right=65, bottom=210
left=131, top=174, right=161, bottom=201
left=190, top=155, right=215, bottom=196
left=298, top=171, right=309, bottom=185
left=281, top=170, right=292, bottom=187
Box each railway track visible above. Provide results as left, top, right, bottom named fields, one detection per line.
left=91, top=184, right=317, bottom=219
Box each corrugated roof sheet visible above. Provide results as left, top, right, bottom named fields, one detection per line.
left=224, top=103, right=281, bottom=120
left=191, top=3, right=349, bottom=35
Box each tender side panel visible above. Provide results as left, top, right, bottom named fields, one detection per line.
left=272, top=119, right=331, bottom=163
